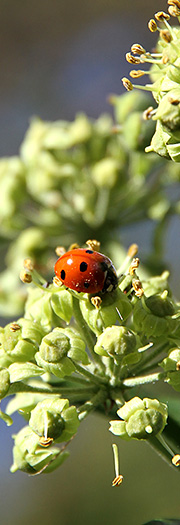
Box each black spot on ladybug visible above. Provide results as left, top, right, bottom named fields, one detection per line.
left=85, top=249, right=93, bottom=254
left=84, top=281, right=90, bottom=288
left=60, top=269, right=66, bottom=280
left=80, top=261, right=88, bottom=272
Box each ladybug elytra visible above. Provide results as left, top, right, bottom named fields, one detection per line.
left=54, top=248, right=118, bottom=294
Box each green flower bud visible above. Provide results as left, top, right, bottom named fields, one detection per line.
left=0, top=368, right=10, bottom=399
left=160, top=348, right=180, bottom=372
left=154, top=88, right=180, bottom=131
left=0, top=322, right=38, bottom=363
left=111, top=91, right=153, bottom=125
left=142, top=271, right=170, bottom=297
left=50, top=290, right=73, bottom=323
left=10, top=425, right=69, bottom=474
left=91, top=158, right=119, bottom=188
left=133, top=292, right=176, bottom=338
left=166, top=370, right=180, bottom=391
left=80, top=288, right=132, bottom=336
left=9, top=362, right=44, bottom=383
left=94, top=326, right=136, bottom=359
left=109, top=397, right=168, bottom=440
left=145, top=292, right=175, bottom=317
left=25, top=288, right=52, bottom=331
left=0, top=157, right=25, bottom=227
left=36, top=327, right=89, bottom=378
left=29, top=397, right=79, bottom=441
left=122, top=111, right=155, bottom=152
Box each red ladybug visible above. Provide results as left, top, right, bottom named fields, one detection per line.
left=54, top=248, right=118, bottom=294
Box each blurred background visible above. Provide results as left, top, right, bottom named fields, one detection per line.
left=0, top=1, right=180, bottom=524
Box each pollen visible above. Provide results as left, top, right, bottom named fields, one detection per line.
left=86, top=239, right=100, bottom=251
left=130, top=70, right=146, bottom=78
left=131, top=43, right=146, bottom=55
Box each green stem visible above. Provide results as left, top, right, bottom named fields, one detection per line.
left=72, top=296, right=105, bottom=370
left=147, top=434, right=178, bottom=471
left=8, top=381, right=96, bottom=398
left=77, top=388, right=107, bottom=421
left=71, top=361, right=108, bottom=386
left=122, top=371, right=166, bottom=388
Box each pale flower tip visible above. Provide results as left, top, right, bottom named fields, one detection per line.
left=55, top=246, right=66, bottom=257
left=23, top=258, right=34, bottom=271
left=127, top=243, right=138, bottom=258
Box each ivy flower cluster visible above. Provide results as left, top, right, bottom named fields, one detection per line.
left=122, top=1, right=180, bottom=160
left=0, top=244, right=180, bottom=476
left=1, top=87, right=180, bottom=318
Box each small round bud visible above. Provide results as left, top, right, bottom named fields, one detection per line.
left=110, top=397, right=168, bottom=440
left=0, top=369, right=10, bottom=399
left=29, top=398, right=79, bottom=442
left=145, top=292, right=175, bottom=317
left=91, top=296, right=102, bottom=309
left=94, top=326, right=137, bottom=359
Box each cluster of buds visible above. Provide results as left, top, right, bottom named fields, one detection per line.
left=0, top=244, right=179, bottom=476
left=122, top=3, right=180, bottom=161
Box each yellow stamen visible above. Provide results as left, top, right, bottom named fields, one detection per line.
left=168, top=4, right=180, bottom=15
left=143, top=106, right=155, bottom=120
left=86, top=239, right=100, bottom=251
left=160, top=29, right=172, bottom=42
left=148, top=19, right=158, bottom=32
left=126, top=52, right=141, bottom=64
left=168, top=0, right=180, bottom=7
left=20, top=270, right=32, bottom=283
left=155, top=11, right=170, bottom=21
left=131, top=43, right=146, bottom=55
left=121, top=77, right=133, bottom=91
left=9, top=323, right=21, bottom=332
left=91, top=296, right=102, bottom=309
left=130, top=70, right=147, bottom=78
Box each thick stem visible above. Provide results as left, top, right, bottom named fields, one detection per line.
left=71, top=361, right=108, bottom=386
left=122, top=370, right=166, bottom=388
left=77, top=388, right=107, bottom=421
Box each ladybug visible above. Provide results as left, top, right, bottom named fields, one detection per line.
left=54, top=248, right=118, bottom=294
